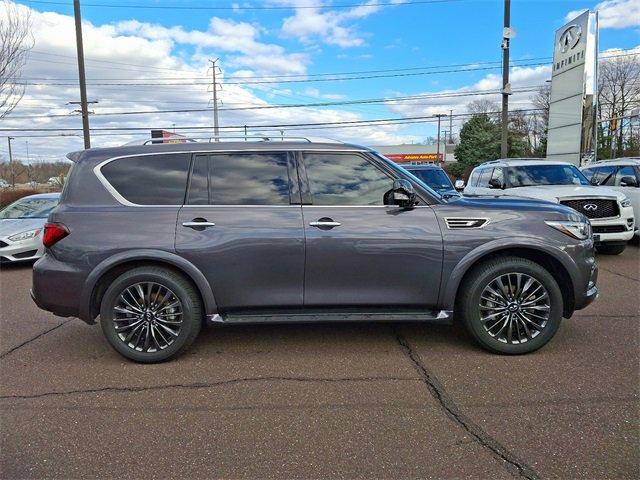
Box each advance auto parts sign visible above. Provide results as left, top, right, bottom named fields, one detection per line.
left=385, top=153, right=443, bottom=163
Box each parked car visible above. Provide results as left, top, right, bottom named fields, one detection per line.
left=32, top=139, right=598, bottom=362
left=463, top=158, right=635, bottom=255
left=0, top=179, right=9, bottom=189
left=0, top=192, right=61, bottom=263
left=580, top=158, right=639, bottom=238
left=401, top=164, right=460, bottom=199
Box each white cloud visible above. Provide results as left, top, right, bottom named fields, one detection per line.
left=566, top=0, right=640, bottom=29
left=1, top=2, right=412, bottom=163
left=384, top=65, right=552, bottom=136
left=278, top=0, right=383, bottom=48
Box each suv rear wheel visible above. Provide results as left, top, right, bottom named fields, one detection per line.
left=100, top=266, right=202, bottom=363
left=458, top=256, right=563, bottom=354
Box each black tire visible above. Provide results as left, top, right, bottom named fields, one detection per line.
left=458, top=256, right=563, bottom=354
left=100, top=266, right=202, bottom=363
left=595, top=244, right=626, bottom=255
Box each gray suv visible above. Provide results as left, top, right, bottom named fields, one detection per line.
left=32, top=139, right=598, bottom=362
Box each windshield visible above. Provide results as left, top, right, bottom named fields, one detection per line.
left=372, top=153, right=444, bottom=201
left=506, top=164, right=590, bottom=187
left=406, top=168, right=454, bottom=191
left=0, top=197, right=59, bottom=219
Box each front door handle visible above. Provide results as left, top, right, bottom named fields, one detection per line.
left=182, top=218, right=216, bottom=229
left=309, top=217, right=341, bottom=229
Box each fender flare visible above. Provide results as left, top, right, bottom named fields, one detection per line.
left=79, top=249, right=218, bottom=322
left=438, top=238, right=580, bottom=310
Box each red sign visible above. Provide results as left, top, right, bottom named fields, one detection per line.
left=384, top=153, right=443, bottom=163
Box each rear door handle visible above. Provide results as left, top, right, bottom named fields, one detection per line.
left=182, top=218, right=216, bottom=229
left=309, top=217, right=341, bottom=229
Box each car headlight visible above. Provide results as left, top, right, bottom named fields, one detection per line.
left=7, top=228, right=41, bottom=242
left=545, top=220, right=591, bottom=240
left=621, top=196, right=631, bottom=208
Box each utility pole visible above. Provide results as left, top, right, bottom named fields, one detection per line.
left=7, top=137, right=14, bottom=188
left=73, top=0, right=91, bottom=149
left=435, top=114, right=446, bottom=163
left=449, top=109, right=453, bottom=143
left=500, top=0, right=512, bottom=158
left=209, top=58, right=220, bottom=141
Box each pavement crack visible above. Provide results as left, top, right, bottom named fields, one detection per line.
left=599, top=266, right=639, bottom=283
left=0, top=320, right=72, bottom=360
left=0, top=375, right=416, bottom=400
left=393, top=328, right=540, bottom=480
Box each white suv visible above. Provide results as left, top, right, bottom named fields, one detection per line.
left=581, top=158, right=639, bottom=239
left=463, top=159, right=635, bottom=255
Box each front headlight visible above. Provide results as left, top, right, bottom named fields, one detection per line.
left=545, top=220, right=591, bottom=240
left=621, top=196, right=631, bottom=208
left=7, top=228, right=41, bottom=242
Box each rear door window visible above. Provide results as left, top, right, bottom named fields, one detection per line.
left=187, top=152, right=292, bottom=205
left=101, top=154, right=190, bottom=205
left=593, top=166, right=616, bottom=186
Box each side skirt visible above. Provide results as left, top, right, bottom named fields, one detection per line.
left=207, top=309, right=453, bottom=325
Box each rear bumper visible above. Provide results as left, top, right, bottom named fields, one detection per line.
left=31, top=253, right=84, bottom=320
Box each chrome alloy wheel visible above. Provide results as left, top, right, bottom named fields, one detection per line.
left=112, top=282, right=183, bottom=353
left=478, top=273, right=551, bottom=344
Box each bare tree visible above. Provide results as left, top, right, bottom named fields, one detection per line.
left=0, top=0, right=33, bottom=119
left=529, top=84, right=551, bottom=155
left=466, top=98, right=500, bottom=116
left=598, top=54, right=640, bottom=156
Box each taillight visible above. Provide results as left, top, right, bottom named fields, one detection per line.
left=42, top=223, right=69, bottom=248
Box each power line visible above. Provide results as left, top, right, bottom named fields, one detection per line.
left=0, top=108, right=545, bottom=133
left=25, top=0, right=466, bottom=11
left=3, top=86, right=545, bottom=119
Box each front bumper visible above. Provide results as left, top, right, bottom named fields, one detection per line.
left=0, top=235, right=44, bottom=263
left=590, top=207, right=635, bottom=245
left=574, top=254, right=599, bottom=311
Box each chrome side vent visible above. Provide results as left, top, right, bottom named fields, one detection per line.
left=444, top=217, right=489, bottom=229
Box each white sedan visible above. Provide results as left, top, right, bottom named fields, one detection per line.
left=0, top=193, right=60, bottom=263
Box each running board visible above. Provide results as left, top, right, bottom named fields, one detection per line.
left=208, top=310, right=452, bottom=325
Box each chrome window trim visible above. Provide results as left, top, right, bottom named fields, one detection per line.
left=94, top=149, right=369, bottom=207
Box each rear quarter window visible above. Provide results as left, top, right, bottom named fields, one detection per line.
left=100, top=154, right=190, bottom=205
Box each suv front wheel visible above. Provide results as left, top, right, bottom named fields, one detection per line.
left=458, top=257, right=563, bottom=354
left=100, top=266, right=202, bottom=363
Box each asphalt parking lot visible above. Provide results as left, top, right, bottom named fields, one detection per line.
left=1, top=246, right=638, bottom=479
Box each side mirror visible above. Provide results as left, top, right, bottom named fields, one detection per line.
left=488, top=178, right=504, bottom=189
left=386, top=178, right=417, bottom=209
left=620, top=176, right=638, bottom=187
left=454, top=179, right=465, bottom=191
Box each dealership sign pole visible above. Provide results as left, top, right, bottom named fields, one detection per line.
left=546, top=10, right=599, bottom=165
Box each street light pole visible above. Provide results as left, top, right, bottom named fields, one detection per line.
left=435, top=114, right=446, bottom=163
left=7, top=136, right=14, bottom=187
left=73, top=0, right=91, bottom=149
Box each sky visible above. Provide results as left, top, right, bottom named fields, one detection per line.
left=0, top=0, right=639, bottom=163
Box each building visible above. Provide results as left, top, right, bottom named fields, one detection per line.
left=373, top=143, right=456, bottom=164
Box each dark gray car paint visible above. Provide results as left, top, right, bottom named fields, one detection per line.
left=32, top=141, right=598, bottom=324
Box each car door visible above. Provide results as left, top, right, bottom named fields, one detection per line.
left=175, top=151, right=305, bottom=310
left=299, top=151, right=443, bottom=308
left=612, top=165, right=640, bottom=218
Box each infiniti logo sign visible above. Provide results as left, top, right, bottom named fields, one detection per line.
left=583, top=204, right=598, bottom=211
left=559, top=24, right=582, bottom=53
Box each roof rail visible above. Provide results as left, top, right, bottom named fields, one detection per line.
left=121, top=135, right=345, bottom=146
